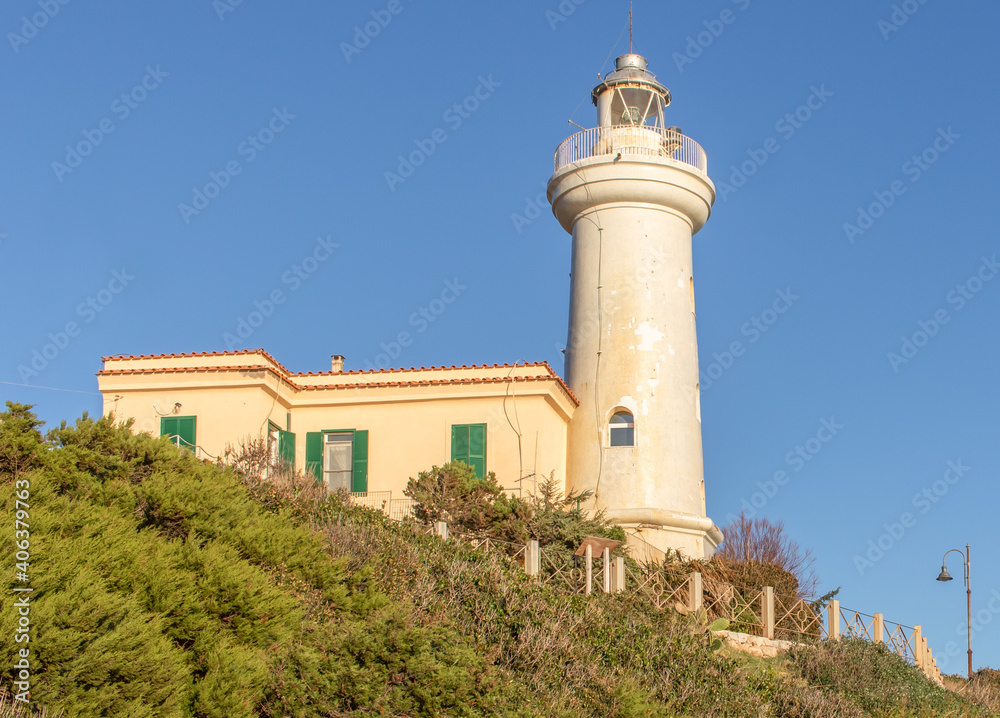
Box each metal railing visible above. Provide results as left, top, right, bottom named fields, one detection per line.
left=165, top=434, right=217, bottom=461
left=625, top=566, right=691, bottom=611
left=837, top=606, right=878, bottom=642
left=703, top=579, right=764, bottom=636
left=830, top=605, right=917, bottom=664
left=538, top=547, right=586, bottom=595
left=349, top=491, right=391, bottom=513
left=773, top=594, right=824, bottom=641
left=388, top=498, right=416, bottom=522
left=553, top=125, right=708, bottom=175
left=884, top=618, right=917, bottom=663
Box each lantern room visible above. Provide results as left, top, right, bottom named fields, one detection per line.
left=592, top=53, right=671, bottom=129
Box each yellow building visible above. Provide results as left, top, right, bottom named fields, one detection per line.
left=98, top=350, right=576, bottom=519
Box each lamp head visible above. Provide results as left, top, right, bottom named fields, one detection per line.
left=936, top=566, right=954, bottom=582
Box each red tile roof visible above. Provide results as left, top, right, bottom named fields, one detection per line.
left=99, top=350, right=579, bottom=404
left=100, top=349, right=293, bottom=375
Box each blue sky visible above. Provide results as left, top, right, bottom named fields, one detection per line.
left=2, top=0, right=999, bottom=673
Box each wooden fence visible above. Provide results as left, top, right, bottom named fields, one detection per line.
left=346, top=496, right=941, bottom=682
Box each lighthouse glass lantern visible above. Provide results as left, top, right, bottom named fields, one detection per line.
left=592, top=54, right=678, bottom=157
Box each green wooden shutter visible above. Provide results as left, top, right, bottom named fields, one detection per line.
left=278, top=430, right=295, bottom=467
left=305, top=432, right=323, bottom=482
left=179, top=416, right=196, bottom=450
left=468, top=424, right=486, bottom=479
left=351, top=430, right=368, bottom=493
left=451, top=424, right=486, bottom=478
left=451, top=424, right=469, bottom=466
left=161, top=416, right=196, bottom=451
left=160, top=416, right=177, bottom=441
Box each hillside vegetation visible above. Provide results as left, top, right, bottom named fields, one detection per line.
left=1, top=403, right=997, bottom=717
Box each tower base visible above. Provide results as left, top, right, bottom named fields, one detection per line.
left=604, top=508, right=724, bottom=562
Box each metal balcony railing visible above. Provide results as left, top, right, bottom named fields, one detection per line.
left=554, top=125, right=708, bottom=175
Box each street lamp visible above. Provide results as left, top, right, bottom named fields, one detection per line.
left=936, top=544, right=972, bottom=679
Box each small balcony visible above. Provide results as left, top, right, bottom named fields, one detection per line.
left=554, top=125, right=708, bottom=175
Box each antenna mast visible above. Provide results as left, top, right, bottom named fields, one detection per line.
left=629, top=3, right=633, bottom=53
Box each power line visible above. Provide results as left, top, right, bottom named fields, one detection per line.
left=0, top=380, right=102, bottom=396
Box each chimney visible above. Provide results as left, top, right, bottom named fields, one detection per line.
left=330, top=355, right=345, bottom=373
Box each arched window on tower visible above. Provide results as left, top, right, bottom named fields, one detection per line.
left=609, top=411, right=635, bottom=447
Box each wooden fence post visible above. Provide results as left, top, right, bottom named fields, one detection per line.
left=602, top=547, right=611, bottom=593
left=762, top=586, right=775, bottom=640
left=913, top=625, right=923, bottom=670
left=613, top=557, right=625, bottom=593
left=525, top=540, right=540, bottom=577
left=585, top=543, right=593, bottom=596
left=689, top=572, right=703, bottom=613
left=828, top=599, right=841, bottom=640
left=873, top=612, right=884, bottom=644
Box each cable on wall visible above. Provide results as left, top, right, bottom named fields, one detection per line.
left=502, top=363, right=525, bottom=483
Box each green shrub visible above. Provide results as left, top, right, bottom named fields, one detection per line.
left=3, top=405, right=995, bottom=718
left=786, top=638, right=991, bottom=717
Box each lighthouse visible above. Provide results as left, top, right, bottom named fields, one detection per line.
left=548, top=53, right=723, bottom=559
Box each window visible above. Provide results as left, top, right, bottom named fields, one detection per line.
left=267, top=423, right=295, bottom=471
left=160, top=415, right=196, bottom=451
left=324, top=433, right=353, bottom=491
left=305, top=429, right=368, bottom=492
left=609, top=411, right=634, bottom=447
left=451, top=423, right=487, bottom=478
left=268, top=424, right=281, bottom=468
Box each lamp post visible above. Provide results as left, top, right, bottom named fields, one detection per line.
left=936, top=544, right=972, bottom=679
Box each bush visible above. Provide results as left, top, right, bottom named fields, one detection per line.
left=786, top=638, right=988, bottom=717
left=0, top=407, right=505, bottom=717
left=4, top=405, right=994, bottom=717
left=716, top=511, right=819, bottom=599
left=405, top=463, right=624, bottom=550
left=0, top=402, right=45, bottom=482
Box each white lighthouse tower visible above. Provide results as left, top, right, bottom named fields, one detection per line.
left=548, top=52, right=723, bottom=560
